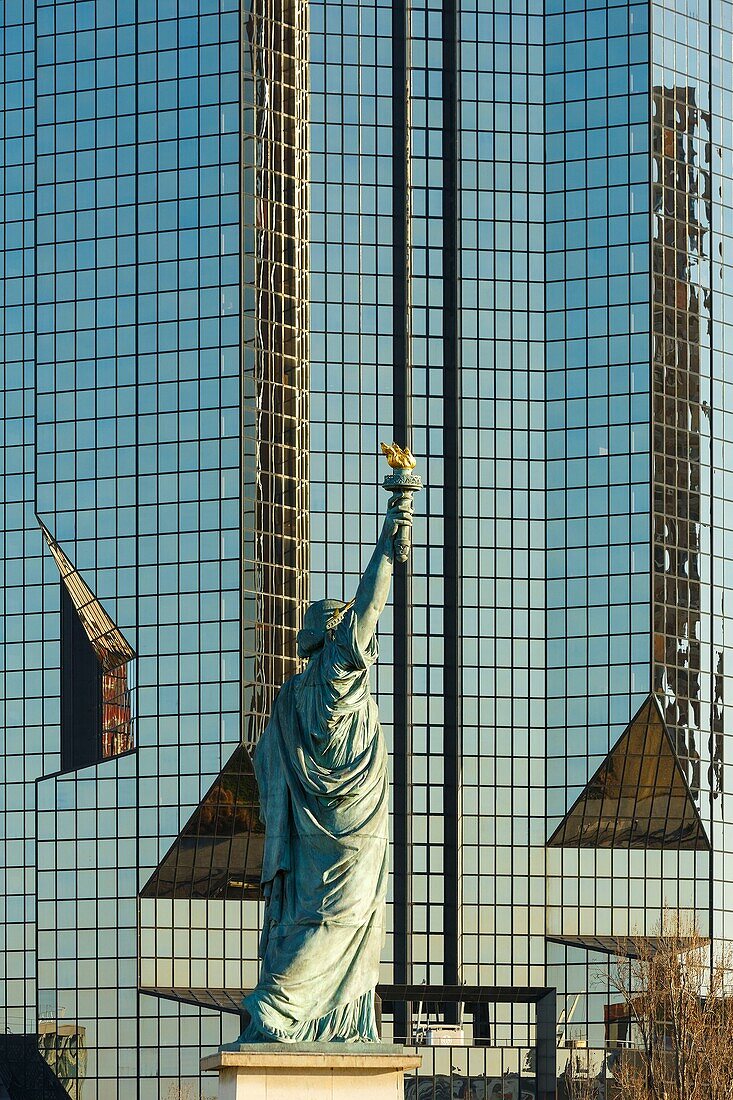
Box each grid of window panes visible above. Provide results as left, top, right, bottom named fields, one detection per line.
left=648, top=0, right=714, bottom=940
left=131, top=0, right=245, bottom=1089
left=403, top=1044, right=537, bottom=1098
left=308, top=0, right=400, bottom=991
left=457, top=0, right=546, bottom=1039
left=138, top=0, right=311, bottom=1046
left=30, top=0, right=243, bottom=1095
left=7, top=1, right=733, bottom=1095
left=544, top=0, right=654, bottom=1049
left=0, top=0, right=38, bottom=1047
left=710, top=0, right=733, bottom=943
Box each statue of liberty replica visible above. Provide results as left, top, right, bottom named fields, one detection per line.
left=240, top=445, right=421, bottom=1043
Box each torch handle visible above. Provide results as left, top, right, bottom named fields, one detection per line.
left=393, top=490, right=414, bottom=564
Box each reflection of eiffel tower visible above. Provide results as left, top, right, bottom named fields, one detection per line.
left=39, top=519, right=135, bottom=769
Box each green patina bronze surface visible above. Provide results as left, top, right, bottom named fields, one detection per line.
left=240, top=490, right=413, bottom=1042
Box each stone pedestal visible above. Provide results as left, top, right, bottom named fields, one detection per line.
left=201, top=1044, right=422, bottom=1099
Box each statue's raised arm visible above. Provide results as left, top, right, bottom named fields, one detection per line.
left=352, top=492, right=413, bottom=652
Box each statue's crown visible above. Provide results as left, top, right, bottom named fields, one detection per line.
left=325, top=598, right=355, bottom=631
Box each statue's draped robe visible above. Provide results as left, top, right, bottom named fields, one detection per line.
left=242, top=610, right=389, bottom=1041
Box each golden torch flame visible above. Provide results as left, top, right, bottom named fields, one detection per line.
left=380, top=442, right=417, bottom=470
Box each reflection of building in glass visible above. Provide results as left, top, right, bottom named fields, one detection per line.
left=138, top=0, right=310, bottom=1028
left=101, top=664, right=133, bottom=759
left=243, top=0, right=310, bottom=748
left=0, top=1033, right=79, bottom=1100
left=548, top=695, right=709, bottom=850
left=38, top=1023, right=87, bottom=1100
left=543, top=0, right=732, bottom=1088
left=651, top=85, right=713, bottom=797
left=40, top=520, right=135, bottom=768
left=141, top=745, right=263, bottom=901
left=140, top=0, right=308, bottom=959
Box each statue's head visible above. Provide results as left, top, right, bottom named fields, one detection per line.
left=297, top=599, right=346, bottom=658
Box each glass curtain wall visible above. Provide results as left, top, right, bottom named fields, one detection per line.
left=544, top=0, right=655, bottom=1060
left=1, top=0, right=245, bottom=1095
left=0, top=0, right=39, bottom=1052
left=7, top=0, right=733, bottom=1095
left=456, top=0, right=546, bottom=1019
left=545, top=0, right=715, bottom=1073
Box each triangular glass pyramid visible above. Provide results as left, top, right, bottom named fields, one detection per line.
left=140, top=745, right=264, bottom=899
left=548, top=695, right=710, bottom=850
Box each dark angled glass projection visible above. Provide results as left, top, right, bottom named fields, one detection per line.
left=0, top=1034, right=73, bottom=1100
left=548, top=695, right=710, bottom=850
left=140, top=745, right=263, bottom=900
left=59, top=583, right=102, bottom=773
left=40, top=520, right=135, bottom=769
left=547, top=934, right=702, bottom=958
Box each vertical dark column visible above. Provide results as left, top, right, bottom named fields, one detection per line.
left=60, top=585, right=102, bottom=772
left=392, top=0, right=411, bottom=1042
left=441, top=0, right=461, bottom=994
left=535, top=991, right=557, bottom=1100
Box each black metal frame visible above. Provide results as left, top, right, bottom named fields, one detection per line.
left=141, top=984, right=557, bottom=1099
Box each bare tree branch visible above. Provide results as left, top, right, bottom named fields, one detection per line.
left=607, top=915, right=733, bottom=1100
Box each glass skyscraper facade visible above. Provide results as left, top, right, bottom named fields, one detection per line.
left=1, top=0, right=732, bottom=1097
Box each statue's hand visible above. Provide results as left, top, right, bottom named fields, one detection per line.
left=382, top=493, right=413, bottom=543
